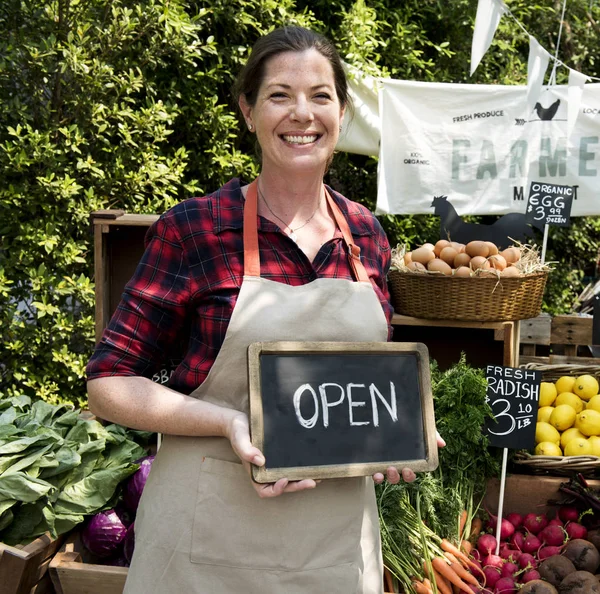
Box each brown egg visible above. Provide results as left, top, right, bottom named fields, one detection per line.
left=454, top=266, right=472, bottom=277
left=439, top=246, right=458, bottom=267
left=465, top=241, right=490, bottom=258
left=427, top=258, right=453, bottom=275
left=470, top=256, right=490, bottom=270
left=488, top=254, right=507, bottom=271
left=453, top=252, right=471, bottom=268
left=485, top=242, right=499, bottom=256
left=434, top=239, right=451, bottom=257
left=501, top=247, right=521, bottom=264
left=422, top=242, right=435, bottom=251
left=407, top=261, right=427, bottom=272
left=501, top=265, right=521, bottom=277
left=404, top=252, right=412, bottom=265
left=411, top=246, right=436, bottom=265
left=449, top=242, right=464, bottom=253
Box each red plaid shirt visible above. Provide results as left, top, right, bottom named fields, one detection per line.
left=86, top=178, right=394, bottom=394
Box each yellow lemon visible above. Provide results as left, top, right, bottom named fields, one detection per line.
left=539, top=382, right=558, bottom=407
left=555, top=392, right=584, bottom=413
left=564, top=437, right=592, bottom=457
left=534, top=441, right=562, bottom=456
left=573, top=375, right=600, bottom=401
left=586, top=394, right=600, bottom=413
left=588, top=436, right=600, bottom=456
left=555, top=375, right=576, bottom=394
left=576, top=409, right=600, bottom=436
left=537, top=406, right=554, bottom=424
left=549, top=404, right=577, bottom=431
left=535, top=422, right=561, bottom=445
left=561, top=427, right=586, bottom=449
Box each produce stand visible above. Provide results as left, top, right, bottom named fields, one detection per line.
left=0, top=532, right=67, bottom=594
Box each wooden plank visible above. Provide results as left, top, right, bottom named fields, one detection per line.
left=551, top=315, right=593, bottom=345
left=50, top=553, right=127, bottom=594
left=29, top=573, right=54, bottom=594
left=548, top=354, right=600, bottom=365
left=391, top=314, right=506, bottom=331
left=519, top=355, right=550, bottom=365
left=94, top=220, right=107, bottom=344
left=91, top=213, right=158, bottom=228
left=502, top=322, right=514, bottom=367
left=520, top=315, right=552, bottom=345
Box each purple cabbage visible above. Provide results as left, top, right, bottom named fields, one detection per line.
left=123, top=455, right=155, bottom=513
left=82, top=509, right=127, bottom=558
left=123, top=522, right=135, bottom=564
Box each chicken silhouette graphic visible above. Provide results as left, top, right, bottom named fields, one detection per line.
left=431, top=196, right=535, bottom=250
left=534, top=98, right=560, bottom=121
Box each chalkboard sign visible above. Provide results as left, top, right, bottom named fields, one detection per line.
left=526, top=181, right=573, bottom=230
left=484, top=365, right=542, bottom=449
left=248, top=341, right=438, bottom=483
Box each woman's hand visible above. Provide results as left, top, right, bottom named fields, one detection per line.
left=226, top=413, right=318, bottom=498
left=372, top=431, right=446, bottom=485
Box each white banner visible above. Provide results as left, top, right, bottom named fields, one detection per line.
left=377, top=79, right=600, bottom=215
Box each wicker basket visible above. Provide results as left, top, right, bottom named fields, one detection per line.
left=388, top=270, right=548, bottom=322
left=513, top=363, right=600, bottom=476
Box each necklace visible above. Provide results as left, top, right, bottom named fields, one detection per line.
left=257, top=182, right=322, bottom=243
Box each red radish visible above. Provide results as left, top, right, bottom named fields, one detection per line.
left=509, top=531, right=525, bottom=551
left=522, top=513, right=548, bottom=535
left=506, top=513, right=523, bottom=529
left=520, top=569, right=541, bottom=583
left=518, top=553, right=538, bottom=570
left=565, top=521, right=587, bottom=540
left=501, top=561, right=519, bottom=578
left=537, top=545, right=562, bottom=560
left=472, top=549, right=482, bottom=561
left=477, top=534, right=498, bottom=556
left=539, top=524, right=566, bottom=546
left=494, top=576, right=516, bottom=593
left=483, top=566, right=502, bottom=588
left=482, top=554, right=504, bottom=569
left=487, top=513, right=516, bottom=540
left=548, top=518, right=563, bottom=526
left=499, top=545, right=520, bottom=563
left=521, top=532, right=541, bottom=555
left=558, top=506, right=579, bottom=523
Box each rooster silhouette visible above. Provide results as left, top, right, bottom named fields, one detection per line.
left=431, top=196, right=535, bottom=250
left=534, top=98, right=560, bottom=121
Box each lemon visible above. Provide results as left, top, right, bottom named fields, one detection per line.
left=576, top=409, right=600, bottom=436
left=535, top=422, right=561, bottom=445
left=555, top=375, right=576, bottom=394
left=555, top=392, right=584, bottom=413
left=588, top=435, right=600, bottom=456
left=549, top=404, right=577, bottom=431
left=561, top=427, right=586, bottom=449
left=564, top=437, right=592, bottom=457
left=534, top=441, right=562, bottom=456
left=586, top=394, right=600, bottom=413
left=573, top=375, right=600, bottom=401
left=539, top=382, right=558, bottom=407
left=537, top=406, right=554, bottom=424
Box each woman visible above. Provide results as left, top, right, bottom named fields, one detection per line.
left=87, top=25, right=432, bottom=593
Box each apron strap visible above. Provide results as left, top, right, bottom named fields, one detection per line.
left=243, top=179, right=370, bottom=283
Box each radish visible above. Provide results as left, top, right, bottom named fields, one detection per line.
left=548, top=518, right=563, bottom=527
left=477, top=534, right=498, bottom=556
left=565, top=521, right=587, bottom=540
left=520, top=569, right=541, bottom=583
left=499, top=546, right=520, bottom=563
left=472, top=549, right=482, bottom=561
left=558, top=506, right=579, bottom=523
left=539, top=524, right=566, bottom=546
left=522, top=513, right=548, bottom=535
left=494, top=576, right=516, bottom=593
left=506, top=512, right=523, bottom=529
left=483, top=566, right=502, bottom=588
left=537, top=545, right=562, bottom=560
left=501, top=561, right=519, bottom=578
left=487, top=513, right=516, bottom=540
left=518, top=552, right=538, bottom=570
left=521, top=532, right=541, bottom=555
left=482, top=554, right=504, bottom=569
left=509, top=531, right=525, bottom=551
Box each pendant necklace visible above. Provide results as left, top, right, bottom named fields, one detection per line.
left=257, top=182, right=322, bottom=243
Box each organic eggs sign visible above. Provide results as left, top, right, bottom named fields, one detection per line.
left=484, top=365, right=542, bottom=450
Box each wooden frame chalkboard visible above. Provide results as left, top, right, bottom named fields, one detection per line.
left=248, top=341, right=438, bottom=483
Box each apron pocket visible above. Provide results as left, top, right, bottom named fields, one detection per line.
left=190, top=457, right=365, bottom=572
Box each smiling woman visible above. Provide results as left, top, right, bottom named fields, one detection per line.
left=85, top=25, right=421, bottom=594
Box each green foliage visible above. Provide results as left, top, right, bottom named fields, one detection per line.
left=1, top=0, right=599, bottom=405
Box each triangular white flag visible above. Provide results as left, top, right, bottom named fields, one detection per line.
left=470, top=0, right=504, bottom=76
left=567, top=68, right=590, bottom=138
left=526, top=36, right=550, bottom=112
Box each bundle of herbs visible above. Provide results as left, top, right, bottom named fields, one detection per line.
left=0, top=395, right=152, bottom=545
left=377, top=355, right=502, bottom=593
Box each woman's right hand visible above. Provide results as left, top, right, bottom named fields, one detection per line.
left=226, top=413, right=318, bottom=498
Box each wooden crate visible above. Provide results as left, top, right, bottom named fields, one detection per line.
left=0, top=532, right=67, bottom=594
left=520, top=314, right=598, bottom=364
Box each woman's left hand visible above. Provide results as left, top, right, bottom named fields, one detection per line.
left=372, top=431, right=446, bottom=485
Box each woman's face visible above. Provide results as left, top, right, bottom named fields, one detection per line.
left=240, top=49, right=345, bottom=177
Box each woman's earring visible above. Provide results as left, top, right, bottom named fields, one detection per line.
left=248, top=123, right=253, bottom=131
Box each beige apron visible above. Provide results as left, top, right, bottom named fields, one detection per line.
left=124, top=181, right=389, bottom=594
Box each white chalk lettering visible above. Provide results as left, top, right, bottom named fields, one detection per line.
left=369, top=382, right=398, bottom=427
left=318, top=383, right=346, bottom=428
left=347, top=383, right=369, bottom=426
left=293, top=384, right=319, bottom=429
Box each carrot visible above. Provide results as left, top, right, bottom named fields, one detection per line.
left=431, top=557, right=473, bottom=594
left=423, top=561, right=452, bottom=594
left=411, top=579, right=433, bottom=594
left=460, top=539, right=472, bottom=555
left=459, top=509, right=468, bottom=539
left=447, top=559, right=479, bottom=588
left=383, top=567, right=394, bottom=593
left=441, top=539, right=480, bottom=571
left=469, top=517, right=483, bottom=539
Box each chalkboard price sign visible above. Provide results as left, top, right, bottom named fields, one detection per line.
left=484, top=365, right=542, bottom=450
left=248, top=341, right=439, bottom=483
left=526, top=181, right=573, bottom=230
